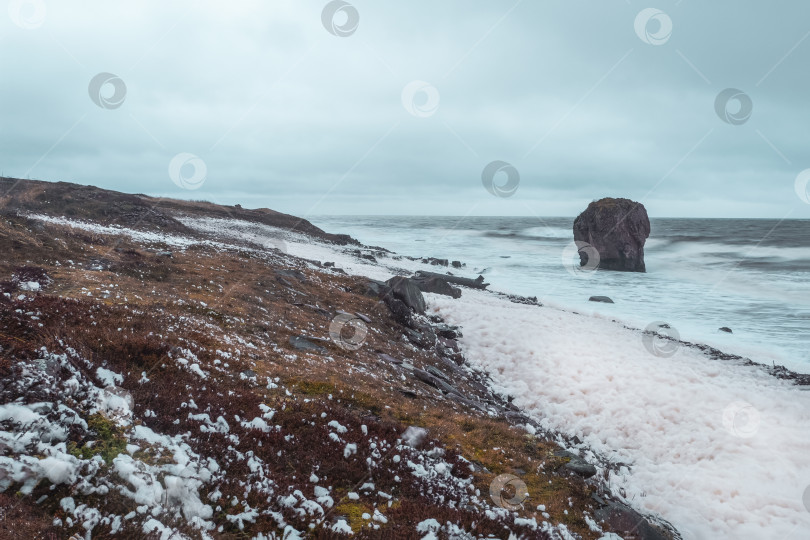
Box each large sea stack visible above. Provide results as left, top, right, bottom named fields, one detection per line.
left=573, top=197, right=651, bottom=272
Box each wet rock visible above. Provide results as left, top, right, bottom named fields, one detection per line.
left=385, top=276, right=426, bottom=313
left=383, top=296, right=412, bottom=327
left=412, top=276, right=462, bottom=299
left=451, top=260, right=463, bottom=269
left=363, top=280, right=390, bottom=298
left=719, top=326, right=733, bottom=333
left=413, top=368, right=460, bottom=396
left=594, top=501, right=669, bottom=540
left=354, top=312, right=371, bottom=323
left=573, top=197, right=651, bottom=272
left=397, top=387, right=418, bottom=399
left=435, top=324, right=462, bottom=339
left=155, top=251, right=173, bottom=258
left=415, top=323, right=437, bottom=343
left=378, top=353, right=402, bottom=365
left=404, top=328, right=435, bottom=349
left=437, top=343, right=464, bottom=365
left=323, top=262, right=335, bottom=267
left=505, top=294, right=541, bottom=306
left=413, top=270, right=489, bottom=290
left=289, top=336, right=326, bottom=353
left=276, top=269, right=307, bottom=281
left=589, top=296, right=614, bottom=304
left=352, top=249, right=377, bottom=262
left=421, top=257, right=449, bottom=266
left=449, top=393, right=488, bottom=413
left=553, top=450, right=597, bottom=478
left=426, top=365, right=451, bottom=383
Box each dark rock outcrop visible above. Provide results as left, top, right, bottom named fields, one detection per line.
left=413, top=271, right=489, bottom=290
left=385, top=277, right=427, bottom=314
left=289, top=336, right=326, bottom=353
left=594, top=501, right=670, bottom=540
left=573, top=198, right=651, bottom=272
left=382, top=296, right=413, bottom=327
left=554, top=450, right=597, bottom=478
left=589, top=296, right=614, bottom=304
left=412, top=276, right=462, bottom=299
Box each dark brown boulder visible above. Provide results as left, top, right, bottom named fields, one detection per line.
left=573, top=198, right=651, bottom=272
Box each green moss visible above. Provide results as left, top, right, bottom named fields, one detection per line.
left=332, top=501, right=371, bottom=533
left=67, top=414, right=127, bottom=464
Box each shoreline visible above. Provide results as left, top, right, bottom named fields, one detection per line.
left=3, top=178, right=809, bottom=538
left=1, top=178, right=682, bottom=539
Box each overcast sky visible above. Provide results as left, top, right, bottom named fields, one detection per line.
left=2, top=1, right=810, bottom=218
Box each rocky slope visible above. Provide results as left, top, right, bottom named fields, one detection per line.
left=0, top=178, right=677, bottom=539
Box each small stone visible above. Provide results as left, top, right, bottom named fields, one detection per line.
left=413, top=368, right=460, bottom=396
left=554, top=450, right=597, bottom=478
left=378, top=353, right=402, bottom=365
left=425, top=365, right=450, bottom=383
left=289, top=336, right=326, bottom=353
left=276, top=269, right=307, bottom=281
left=719, top=327, right=733, bottom=333
left=354, top=312, right=371, bottom=323
left=435, top=324, right=461, bottom=339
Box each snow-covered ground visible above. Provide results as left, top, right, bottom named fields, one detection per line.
left=27, top=213, right=810, bottom=539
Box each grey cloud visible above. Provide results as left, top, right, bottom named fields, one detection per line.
left=2, top=1, right=809, bottom=218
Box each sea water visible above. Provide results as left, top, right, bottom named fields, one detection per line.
left=311, top=216, right=810, bottom=373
